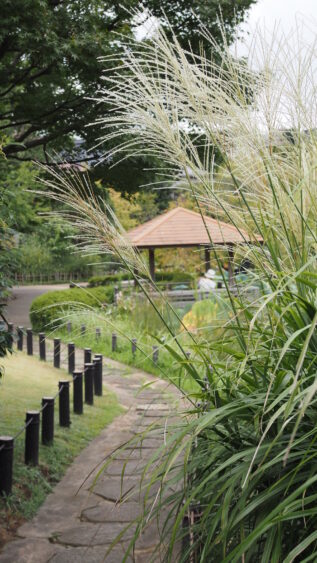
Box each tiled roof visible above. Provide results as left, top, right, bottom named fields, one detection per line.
left=127, top=207, right=258, bottom=248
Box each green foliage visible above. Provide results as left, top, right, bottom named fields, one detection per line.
left=88, top=272, right=133, bottom=287
left=146, top=0, right=256, bottom=53
left=55, top=306, right=197, bottom=393
left=155, top=271, right=195, bottom=284
left=0, top=0, right=254, bottom=173
left=30, top=286, right=114, bottom=332
left=88, top=270, right=195, bottom=287
left=55, top=21, right=317, bottom=562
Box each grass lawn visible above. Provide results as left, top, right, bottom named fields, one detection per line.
left=0, top=351, right=122, bottom=548
left=56, top=325, right=200, bottom=394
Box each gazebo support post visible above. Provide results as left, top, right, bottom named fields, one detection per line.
left=228, top=245, right=235, bottom=288
left=204, top=247, right=210, bottom=272
left=149, top=248, right=155, bottom=281
left=133, top=267, right=138, bottom=287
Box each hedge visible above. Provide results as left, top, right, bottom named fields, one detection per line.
left=88, top=273, right=132, bottom=287
left=30, top=286, right=114, bottom=332
left=88, top=271, right=195, bottom=287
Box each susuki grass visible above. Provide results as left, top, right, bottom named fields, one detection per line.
left=38, top=17, right=317, bottom=563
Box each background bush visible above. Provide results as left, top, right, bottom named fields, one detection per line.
left=88, top=270, right=195, bottom=287
left=30, top=286, right=114, bottom=332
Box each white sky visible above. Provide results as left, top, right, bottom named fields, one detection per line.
left=236, top=0, right=317, bottom=55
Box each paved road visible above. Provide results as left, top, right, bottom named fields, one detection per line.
left=4, top=285, right=82, bottom=328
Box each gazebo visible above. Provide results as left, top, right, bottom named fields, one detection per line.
left=127, top=207, right=257, bottom=281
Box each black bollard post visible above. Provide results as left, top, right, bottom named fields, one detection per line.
left=67, top=321, right=72, bottom=334
left=8, top=323, right=13, bottom=334
left=152, top=345, right=159, bottom=364
left=17, top=327, right=23, bottom=351
left=25, top=411, right=40, bottom=465
left=81, top=325, right=86, bottom=336
left=41, top=397, right=54, bottom=445
left=93, top=354, right=103, bottom=396
left=112, top=332, right=117, bottom=352
left=73, top=371, right=83, bottom=414
left=84, top=363, right=94, bottom=405
left=132, top=338, right=137, bottom=356
left=26, top=328, right=33, bottom=355
left=39, top=333, right=46, bottom=361
left=0, top=436, right=14, bottom=496
left=84, top=348, right=92, bottom=364
left=68, top=343, right=75, bottom=374
left=95, top=327, right=101, bottom=340
left=53, top=338, right=60, bottom=368
left=59, top=381, right=70, bottom=427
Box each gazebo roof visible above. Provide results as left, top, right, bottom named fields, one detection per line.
left=127, top=207, right=254, bottom=248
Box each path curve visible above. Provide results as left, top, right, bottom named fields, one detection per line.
left=4, top=284, right=87, bottom=328
left=0, top=342, right=182, bottom=562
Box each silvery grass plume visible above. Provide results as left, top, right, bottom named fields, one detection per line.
left=91, top=18, right=317, bottom=562
left=38, top=165, right=207, bottom=394
left=96, top=18, right=317, bottom=275
left=39, top=164, right=149, bottom=279
left=37, top=18, right=317, bottom=562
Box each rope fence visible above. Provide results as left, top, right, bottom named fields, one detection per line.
left=0, top=325, right=104, bottom=497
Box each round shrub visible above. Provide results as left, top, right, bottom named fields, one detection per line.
left=30, top=286, right=114, bottom=332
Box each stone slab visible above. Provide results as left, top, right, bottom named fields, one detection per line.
left=92, top=476, right=159, bottom=503
left=54, top=522, right=136, bottom=547
left=50, top=545, right=133, bottom=562
left=0, top=538, right=59, bottom=563
left=82, top=500, right=141, bottom=523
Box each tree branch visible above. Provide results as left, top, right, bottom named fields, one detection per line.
left=10, top=154, right=99, bottom=165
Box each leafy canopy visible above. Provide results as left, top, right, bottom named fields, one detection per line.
left=0, top=0, right=255, bottom=178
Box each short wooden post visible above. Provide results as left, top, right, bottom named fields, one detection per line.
left=39, top=333, right=46, bottom=361
left=25, top=411, right=40, bottom=465
left=0, top=436, right=14, bottom=496
left=81, top=325, right=86, bottom=336
left=84, top=348, right=92, bottom=364
left=53, top=338, right=60, bottom=368
left=152, top=345, right=159, bottom=364
left=59, top=381, right=70, bottom=427
left=41, top=397, right=54, bottom=445
left=96, top=327, right=101, bottom=340
left=84, top=363, right=94, bottom=405
left=17, top=327, right=23, bottom=351
left=73, top=371, right=83, bottom=415
left=67, top=322, right=72, bottom=334
left=7, top=323, right=13, bottom=334
left=26, top=328, right=33, bottom=355
left=132, top=338, right=137, bottom=356
left=68, top=343, right=75, bottom=374
left=112, top=333, right=117, bottom=352
left=93, top=355, right=103, bottom=396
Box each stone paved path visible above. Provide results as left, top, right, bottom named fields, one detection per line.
left=0, top=340, right=183, bottom=562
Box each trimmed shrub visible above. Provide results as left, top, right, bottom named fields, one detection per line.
left=88, top=273, right=133, bottom=287
left=30, top=286, right=114, bottom=332
left=155, top=271, right=195, bottom=284
left=88, top=270, right=195, bottom=287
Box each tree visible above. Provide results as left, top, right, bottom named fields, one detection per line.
left=0, top=0, right=255, bottom=176
left=144, top=0, right=256, bottom=53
